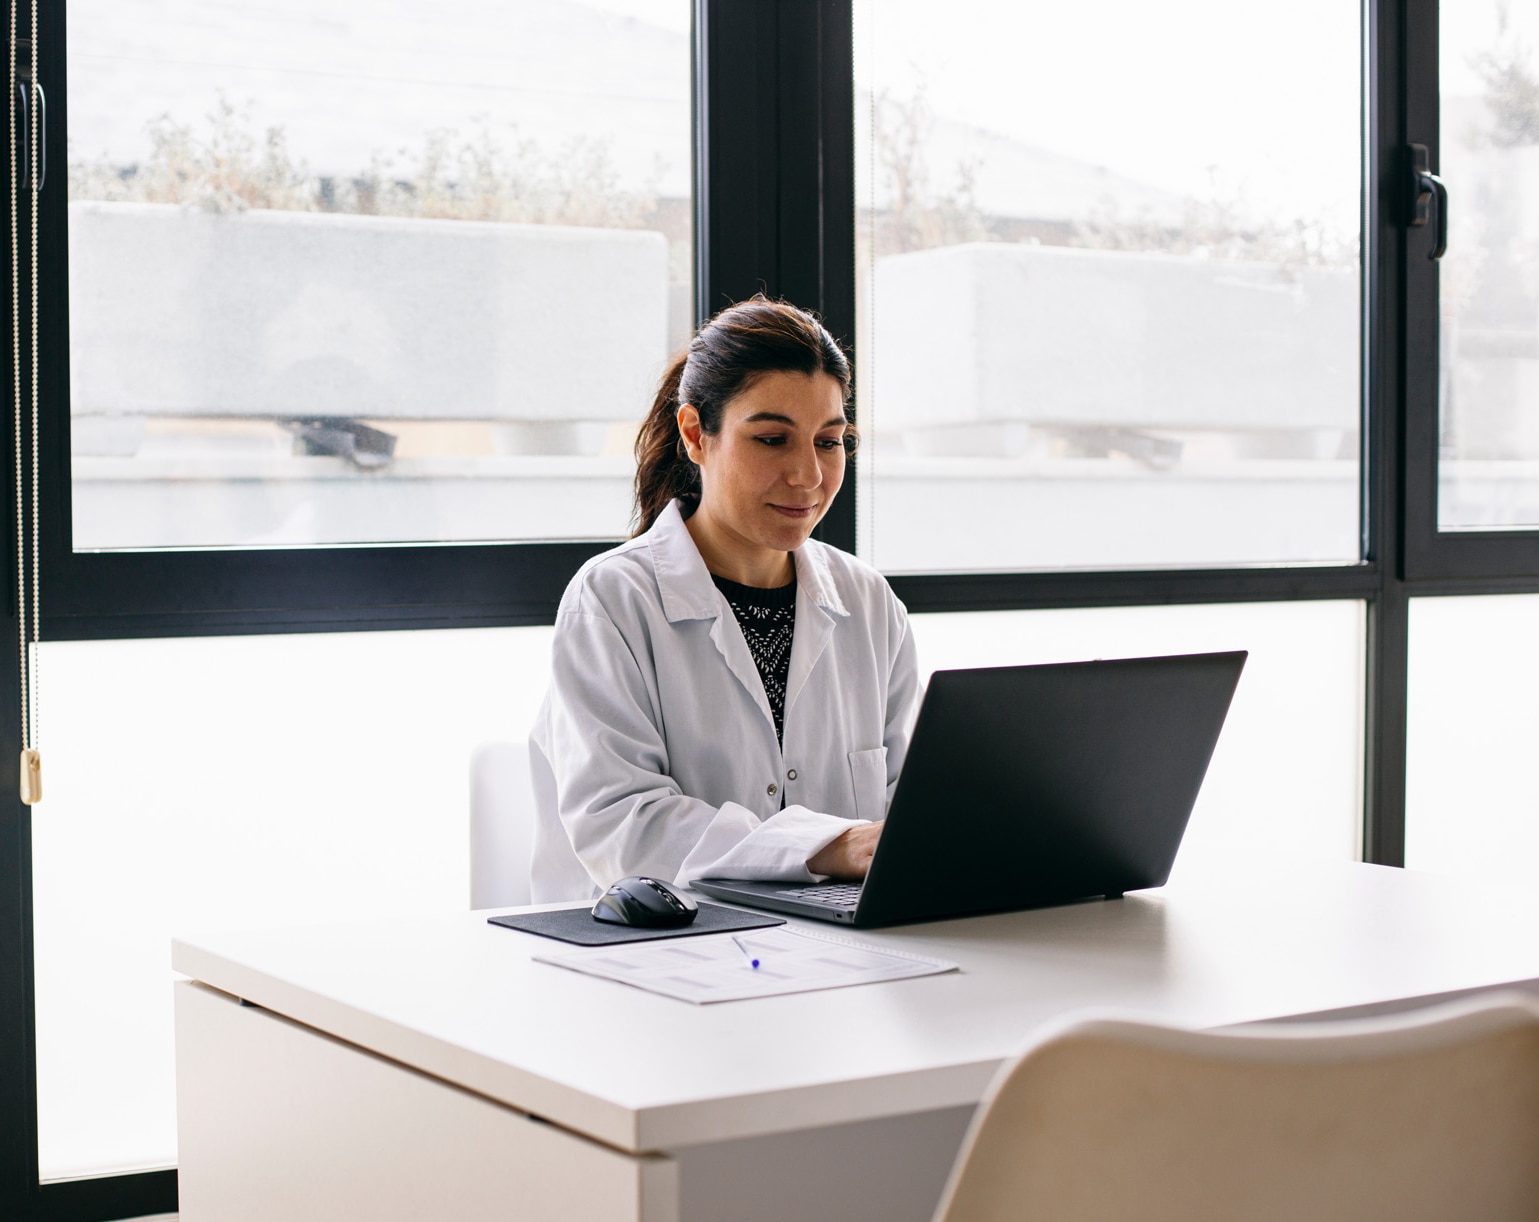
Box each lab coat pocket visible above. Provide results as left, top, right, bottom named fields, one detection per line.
left=847, top=747, right=889, bottom=823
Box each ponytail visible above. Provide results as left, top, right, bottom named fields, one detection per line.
left=632, top=352, right=698, bottom=536
left=630, top=295, right=853, bottom=537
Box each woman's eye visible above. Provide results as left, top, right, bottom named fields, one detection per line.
left=755, top=435, right=787, bottom=447
left=815, top=437, right=843, bottom=451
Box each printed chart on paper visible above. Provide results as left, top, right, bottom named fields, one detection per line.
left=534, top=925, right=958, bottom=1003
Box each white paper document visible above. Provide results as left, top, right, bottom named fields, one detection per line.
left=533, top=926, right=959, bottom=1004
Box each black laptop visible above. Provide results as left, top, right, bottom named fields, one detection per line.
left=692, top=650, right=1246, bottom=928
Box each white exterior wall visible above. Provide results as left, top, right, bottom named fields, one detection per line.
left=67, top=202, right=670, bottom=425
left=870, top=243, right=1359, bottom=437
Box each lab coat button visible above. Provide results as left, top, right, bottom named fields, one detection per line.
left=767, top=783, right=778, bottom=796
left=787, top=768, right=798, bottom=780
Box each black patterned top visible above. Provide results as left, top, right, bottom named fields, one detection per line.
left=712, top=572, right=797, bottom=744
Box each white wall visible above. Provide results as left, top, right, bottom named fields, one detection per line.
left=873, top=243, right=1358, bottom=435
left=69, top=203, right=669, bottom=429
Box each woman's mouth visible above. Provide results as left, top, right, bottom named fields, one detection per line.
left=770, top=503, right=818, bottom=519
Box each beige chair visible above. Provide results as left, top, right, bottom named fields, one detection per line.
left=468, top=740, right=534, bottom=909
left=933, top=993, right=1539, bottom=1222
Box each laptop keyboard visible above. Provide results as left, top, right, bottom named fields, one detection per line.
left=777, top=882, right=864, bottom=907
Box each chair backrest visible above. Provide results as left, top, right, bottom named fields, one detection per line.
left=933, top=993, right=1539, bottom=1222
left=468, top=740, right=535, bottom=909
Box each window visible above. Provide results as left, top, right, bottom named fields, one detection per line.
left=66, top=0, right=692, bottom=550
left=31, top=626, right=553, bottom=1179
left=1405, top=594, right=1539, bottom=884
left=1438, top=2, right=1539, bottom=531
left=853, top=0, right=1364, bottom=572
left=7, top=4, right=1538, bottom=1220
left=910, top=601, right=1365, bottom=869
left=1403, top=0, right=1539, bottom=577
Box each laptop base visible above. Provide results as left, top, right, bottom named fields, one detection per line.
left=692, top=878, right=859, bottom=923
left=693, top=877, right=1132, bottom=927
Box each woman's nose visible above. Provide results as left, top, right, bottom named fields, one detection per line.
left=785, top=442, right=823, bottom=488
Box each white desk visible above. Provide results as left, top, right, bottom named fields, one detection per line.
left=171, top=861, right=1539, bottom=1222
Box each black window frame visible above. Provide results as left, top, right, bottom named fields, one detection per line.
left=1399, top=0, right=1539, bottom=581
left=8, top=1, right=1539, bottom=1218
left=34, top=0, right=854, bottom=644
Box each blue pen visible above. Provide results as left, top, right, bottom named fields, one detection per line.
left=731, top=936, right=760, bottom=969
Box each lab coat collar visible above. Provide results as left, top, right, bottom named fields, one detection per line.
left=792, top=533, right=850, bottom=620
left=647, top=499, right=849, bottom=623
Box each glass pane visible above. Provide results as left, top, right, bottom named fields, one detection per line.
left=66, top=0, right=690, bottom=549
left=909, top=601, right=1365, bottom=872
left=1439, top=3, right=1539, bottom=528
left=853, top=0, right=1363, bottom=572
left=31, top=626, right=554, bottom=1179
left=31, top=602, right=1363, bottom=1179
left=1406, top=595, right=1539, bottom=880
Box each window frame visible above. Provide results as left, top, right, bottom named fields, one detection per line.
left=1399, top=0, right=1539, bottom=580
left=34, top=0, right=857, bottom=644
left=9, top=1, right=1539, bottom=1219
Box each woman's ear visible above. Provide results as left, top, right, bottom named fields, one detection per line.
left=677, top=404, right=707, bottom=465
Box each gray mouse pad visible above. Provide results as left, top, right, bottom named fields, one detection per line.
left=488, top=902, right=784, bottom=946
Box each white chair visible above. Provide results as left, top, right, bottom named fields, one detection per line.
left=933, top=993, right=1539, bottom=1222
left=468, top=740, right=535, bottom=909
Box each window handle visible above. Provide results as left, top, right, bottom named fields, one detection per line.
left=12, top=76, right=44, bottom=192
left=1408, top=143, right=1447, bottom=260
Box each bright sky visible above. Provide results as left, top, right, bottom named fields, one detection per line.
left=856, top=0, right=1363, bottom=230
left=66, top=0, right=695, bottom=194
left=65, top=0, right=1526, bottom=232
left=1444, top=0, right=1539, bottom=94
left=581, top=0, right=689, bottom=34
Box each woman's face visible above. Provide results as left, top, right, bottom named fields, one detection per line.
left=678, top=370, right=848, bottom=582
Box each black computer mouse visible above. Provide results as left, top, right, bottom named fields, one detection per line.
left=592, top=876, right=699, bottom=928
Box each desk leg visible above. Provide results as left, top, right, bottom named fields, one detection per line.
left=174, top=981, right=678, bottom=1222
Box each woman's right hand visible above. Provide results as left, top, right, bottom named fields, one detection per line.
left=806, top=821, right=883, bottom=880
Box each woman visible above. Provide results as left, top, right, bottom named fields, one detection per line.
left=529, top=297, right=919, bottom=902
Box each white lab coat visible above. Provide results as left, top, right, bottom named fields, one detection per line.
left=529, top=499, right=920, bottom=902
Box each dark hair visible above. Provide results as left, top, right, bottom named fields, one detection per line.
left=632, top=295, right=854, bottom=535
